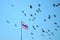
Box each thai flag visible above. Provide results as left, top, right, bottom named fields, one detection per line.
left=21, top=21, right=28, bottom=30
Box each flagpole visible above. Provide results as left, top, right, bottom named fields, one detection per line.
left=21, top=21, right=22, bottom=40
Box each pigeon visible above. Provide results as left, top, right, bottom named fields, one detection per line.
left=57, top=25, right=59, bottom=28
left=33, top=17, right=36, bottom=20
left=32, top=26, right=36, bottom=30
left=36, top=9, right=39, bottom=13
left=51, top=32, right=54, bottom=36
left=54, top=22, right=57, bottom=25
left=54, top=15, right=56, bottom=17
left=42, top=29, right=45, bottom=32
left=31, top=37, right=34, bottom=39
left=6, top=20, right=10, bottom=23
left=38, top=8, right=41, bottom=12
left=58, top=3, right=60, bottom=5
left=22, top=10, right=24, bottom=13
left=56, top=5, right=58, bottom=7
left=49, top=37, right=51, bottom=39
left=14, top=24, right=17, bottom=27
left=29, top=18, right=31, bottom=21
left=31, top=32, right=33, bottom=35
left=30, top=5, right=32, bottom=9
left=11, top=4, right=14, bottom=7
left=53, top=4, right=55, bottom=7
left=48, top=34, right=51, bottom=36
left=44, top=19, right=46, bottom=21
left=36, top=25, right=39, bottom=27
left=30, top=14, right=33, bottom=17
left=34, top=13, right=36, bottom=16
left=55, top=29, right=58, bottom=31
left=38, top=3, right=40, bottom=7
left=24, top=13, right=26, bottom=16
left=32, top=19, right=34, bottom=22
left=48, top=15, right=51, bottom=19
left=48, top=29, right=50, bottom=32
left=41, top=34, right=44, bottom=37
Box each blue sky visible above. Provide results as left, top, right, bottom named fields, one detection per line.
left=0, top=0, right=60, bottom=40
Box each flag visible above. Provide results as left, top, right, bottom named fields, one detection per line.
left=21, top=21, right=28, bottom=30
